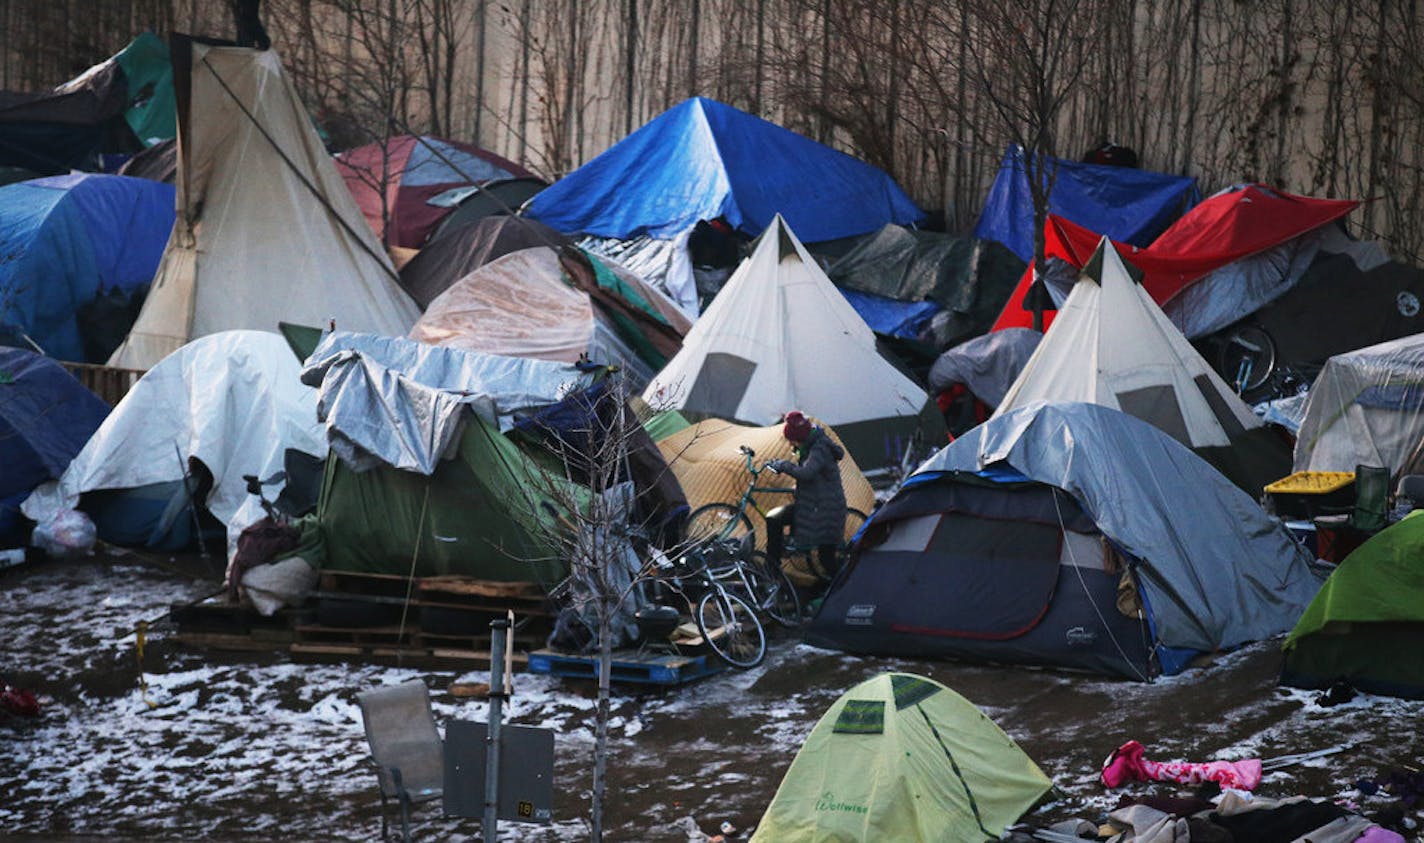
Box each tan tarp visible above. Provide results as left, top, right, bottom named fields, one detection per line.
left=110, top=44, right=418, bottom=369
left=655, top=416, right=875, bottom=545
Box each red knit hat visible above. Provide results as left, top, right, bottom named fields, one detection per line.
left=782, top=410, right=812, bottom=443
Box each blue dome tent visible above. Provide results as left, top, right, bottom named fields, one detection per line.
left=0, top=173, right=174, bottom=362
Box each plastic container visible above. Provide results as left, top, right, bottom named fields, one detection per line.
left=1265, top=471, right=1356, bottom=519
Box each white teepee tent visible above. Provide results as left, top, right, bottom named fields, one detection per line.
left=643, top=215, right=939, bottom=467
left=996, top=237, right=1290, bottom=493
left=109, top=40, right=418, bottom=369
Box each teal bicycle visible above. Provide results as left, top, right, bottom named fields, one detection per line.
left=682, top=445, right=869, bottom=625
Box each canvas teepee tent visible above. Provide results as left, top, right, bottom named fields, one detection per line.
left=995, top=238, right=1290, bottom=494
left=109, top=38, right=418, bottom=370
left=642, top=215, right=942, bottom=469
left=751, top=673, right=1052, bottom=842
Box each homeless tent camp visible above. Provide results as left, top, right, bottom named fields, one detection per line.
left=0, top=349, right=110, bottom=546
left=993, top=238, right=1291, bottom=495
left=408, top=246, right=690, bottom=391
left=1282, top=513, right=1424, bottom=699
left=334, top=134, right=534, bottom=249
left=21, top=330, right=325, bottom=558
left=108, top=38, right=418, bottom=371
left=0, top=173, right=174, bottom=362
left=293, top=332, right=682, bottom=586
left=751, top=673, right=1052, bottom=843
left=642, top=215, right=944, bottom=471
left=1293, top=333, right=1424, bottom=480
left=525, top=96, right=924, bottom=315
left=808, top=402, right=1325, bottom=679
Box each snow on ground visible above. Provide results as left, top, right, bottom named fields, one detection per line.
left=4, top=552, right=1424, bottom=841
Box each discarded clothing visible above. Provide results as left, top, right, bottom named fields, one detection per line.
left=1103, top=740, right=1263, bottom=790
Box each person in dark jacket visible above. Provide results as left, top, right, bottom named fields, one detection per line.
left=765, top=410, right=847, bottom=581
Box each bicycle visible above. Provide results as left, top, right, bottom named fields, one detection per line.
left=641, top=540, right=767, bottom=668
left=681, top=445, right=868, bottom=605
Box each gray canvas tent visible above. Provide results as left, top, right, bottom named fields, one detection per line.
left=810, top=401, right=1325, bottom=679
left=996, top=238, right=1291, bottom=495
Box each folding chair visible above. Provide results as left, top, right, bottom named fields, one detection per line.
left=356, top=680, right=444, bottom=842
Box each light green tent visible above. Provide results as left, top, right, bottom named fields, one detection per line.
left=751, top=673, right=1052, bottom=843
left=1282, top=511, right=1424, bottom=698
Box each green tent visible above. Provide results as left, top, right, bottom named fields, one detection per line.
left=114, top=33, right=176, bottom=146
left=1282, top=512, right=1424, bottom=698
left=293, top=413, right=581, bottom=584
left=751, top=673, right=1052, bottom=842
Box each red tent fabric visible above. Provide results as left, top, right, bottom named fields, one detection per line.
left=335, top=135, right=532, bottom=249
left=990, top=184, right=1361, bottom=332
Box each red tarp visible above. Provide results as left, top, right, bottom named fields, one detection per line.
left=335, top=134, right=531, bottom=249
left=991, top=184, right=1361, bottom=332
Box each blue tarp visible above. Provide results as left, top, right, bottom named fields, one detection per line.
left=0, top=348, right=109, bottom=542
left=526, top=97, right=924, bottom=242
left=0, top=173, right=174, bottom=361
left=837, top=286, right=940, bottom=339
left=974, top=146, right=1198, bottom=263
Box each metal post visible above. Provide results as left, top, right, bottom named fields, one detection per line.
left=483, top=618, right=508, bottom=842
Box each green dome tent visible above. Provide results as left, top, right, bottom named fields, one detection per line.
left=751, top=673, right=1051, bottom=842
left=1282, top=512, right=1424, bottom=698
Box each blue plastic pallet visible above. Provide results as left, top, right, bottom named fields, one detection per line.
left=527, top=648, right=724, bottom=685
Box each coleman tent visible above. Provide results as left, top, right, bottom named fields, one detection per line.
left=108, top=39, right=418, bottom=370
left=0, top=173, right=174, bottom=362
left=974, top=145, right=1197, bottom=264
left=0, top=349, right=109, bottom=545
left=642, top=216, right=944, bottom=470
left=22, top=330, right=326, bottom=561
left=751, top=673, right=1052, bottom=843
left=1282, top=513, right=1424, bottom=699
left=335, top=134, right=532, bottom=248
left=995, top=238, right=1292, bottom=495
left=809, top=402, right=1325, bottom=679
left=408, top=246, right=690, bottom=391
left=1293, top=333, right=1424, bottom=479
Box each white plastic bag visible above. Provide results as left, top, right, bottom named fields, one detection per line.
left=31, top=509, right=97, bottom=559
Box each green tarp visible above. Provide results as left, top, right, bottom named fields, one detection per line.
left=114, top=33, right=176, bottom=146
left=1283, top=512, right=1424, bottom=697
left=751, top=673, right=1051, bottom=842
left=294, top=414, right=581, bottom=583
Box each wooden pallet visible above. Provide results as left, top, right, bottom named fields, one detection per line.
left=289, top=643, right=531, bottom=671
left=527, top=648, right=724, bottom=685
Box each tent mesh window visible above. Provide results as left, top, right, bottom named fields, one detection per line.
left=684, top=352, right=756, bottom=415
left=832, top=700, right=886, bottom=734
left=890, top=674, right=940, bottom=709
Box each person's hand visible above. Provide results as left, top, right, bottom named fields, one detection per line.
left=767, top=459, right=791, bottom=473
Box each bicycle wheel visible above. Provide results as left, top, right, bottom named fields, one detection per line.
left=748, top=551, right=803, bottom=627
left=729, top=553, right=803, bottom=628
left=684, top=503, right=755, bottom=545
left=696, top=589, right=766, bottom=668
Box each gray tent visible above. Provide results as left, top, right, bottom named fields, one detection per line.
left=398, top=216, right=570, bottom=310
left=928, top=328, right=1042, bottom=405
left=811, top=401, right=1325, bottom=677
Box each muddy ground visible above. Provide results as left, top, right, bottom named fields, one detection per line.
left=3, top=549, right=1423, bottom=841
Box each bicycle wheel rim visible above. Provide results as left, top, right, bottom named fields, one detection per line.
left=684, top=503, right=754, bottom=546
left=697, top=591, right=765, bottom=668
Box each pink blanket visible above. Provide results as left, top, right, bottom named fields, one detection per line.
left=1102, top=740, right=1263, bottom=790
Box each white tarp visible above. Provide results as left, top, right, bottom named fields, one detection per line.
left=997, top=238, right=1263, bottom=450
left=1294, top=332, right=1424, bottom=476
left=920, top=401, right=1324, bottom=653
left=301, top=331, right=595, bottom=474
left=407, top=246, right=687, bottom=390
left=109, top=43, right=418, bottom=370
left=24, top=331, right=326, bottom=561
left=643, top=215, right=928, bottom=429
